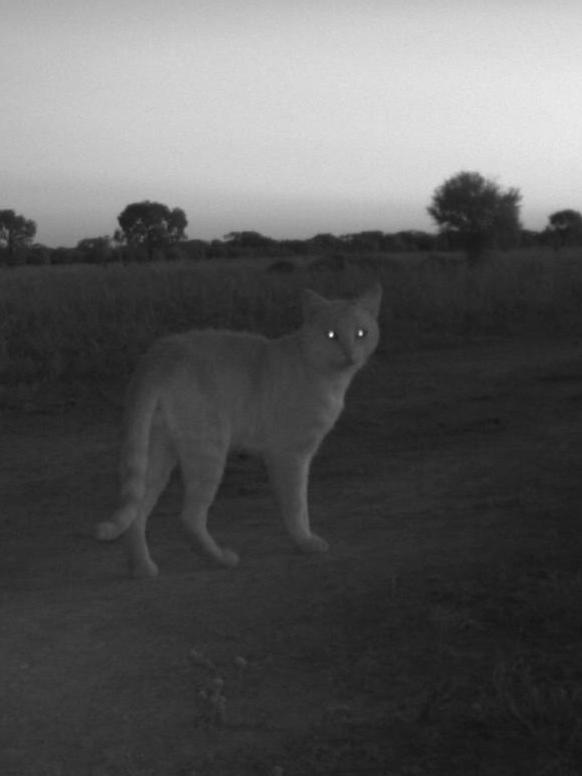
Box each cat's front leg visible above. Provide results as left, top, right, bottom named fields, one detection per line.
left=265, top=451, right=329, bottom=554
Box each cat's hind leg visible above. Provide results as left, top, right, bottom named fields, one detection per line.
left=125, top=419, right=176, bottom=578
left=177, top=438, right=239, bottom=568
left=266, top=452, right=329, bottom=554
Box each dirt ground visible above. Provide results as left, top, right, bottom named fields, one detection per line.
left=2, top=336, right=582, bottom=776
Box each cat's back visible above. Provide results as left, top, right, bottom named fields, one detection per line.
left=135, top=328, right=294, bottom=448
left=143, top=328, right=269, bottom=390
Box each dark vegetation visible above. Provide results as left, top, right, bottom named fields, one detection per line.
left=2, top=245, right=582, bottom=398
left=427, top=171, right=522, bottom=262
left=1, top=170, right=582, bottom=266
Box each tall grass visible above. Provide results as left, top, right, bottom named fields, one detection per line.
left=1, top=248, right=582, bottom=386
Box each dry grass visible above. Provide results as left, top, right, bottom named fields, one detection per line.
left=1, top=247, right=582, bottom=386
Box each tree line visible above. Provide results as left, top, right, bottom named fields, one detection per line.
left=2, top=171, right=582, bottom=267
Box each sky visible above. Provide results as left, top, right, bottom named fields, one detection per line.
left=2, top=0, right=582, bottom=247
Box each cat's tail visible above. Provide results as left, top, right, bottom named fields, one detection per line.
left=95, top=381, right=159, bottom=542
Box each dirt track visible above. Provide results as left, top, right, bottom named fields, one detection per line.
left=2, top=337, right=582, bottom=775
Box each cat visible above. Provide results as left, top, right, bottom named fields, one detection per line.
left=95, top=283, right=382, bottom=577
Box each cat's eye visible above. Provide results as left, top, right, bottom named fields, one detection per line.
left=327, top=330, right=337, bottom=340
left=356, top=328, right=368, bottom=339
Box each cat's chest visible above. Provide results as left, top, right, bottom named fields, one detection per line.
left=308, top=388, right=345, bottom=424
left=272, top=385, right=345, bottom=443
left=232, top=360, right=351, bottom=452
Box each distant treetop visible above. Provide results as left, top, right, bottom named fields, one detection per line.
left=428, top=171, right=522, bottom=262
left=0, top=208, right=37, bottom=263
left=116, top=200, right=187, bottom=260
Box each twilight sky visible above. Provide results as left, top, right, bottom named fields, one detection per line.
left=3, top=0, right=582, bottom=247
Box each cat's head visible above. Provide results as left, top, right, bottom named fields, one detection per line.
left=300, top=283, right=382, bottom=373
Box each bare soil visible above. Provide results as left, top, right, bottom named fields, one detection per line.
left=2, top=337, right=582, bottom=776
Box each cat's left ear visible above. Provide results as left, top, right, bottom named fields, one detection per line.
left=302, top=288, right=328, bottom=321
left=357, top=283, right=382, bottom=318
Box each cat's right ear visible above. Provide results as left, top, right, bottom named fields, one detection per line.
left=358, top=283, right=383, bottom=319
left=301, top=289, right=328, bottom=321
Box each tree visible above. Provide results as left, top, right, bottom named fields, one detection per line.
left=77, top=236, right=114, bottom=264
left=307, top=233, right=343, bottom=255
left=340, top=231, right=385, bottom=253
left=222, top=231, right=277, bottom=257
left=394, top=230, right=436, bottom=252
left=0, top=209, right=37, bottom=263
left=27, top=244, right=51, bottom=266
left=116, top=201, right=187, bottom=260
left=427, top=172, right=522, bottom=262
left=547, top=209, right=582, bottom=249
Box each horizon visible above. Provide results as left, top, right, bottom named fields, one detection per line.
left=3, top=1, right=581, bottom=248
left=0, top=190, right=561, bottom=250
left=18, top=206, right=562, bottom=252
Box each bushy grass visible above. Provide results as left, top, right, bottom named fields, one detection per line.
left=1, top=248, right=582, bottom=386
left=0, top=261, right=303, bottom=384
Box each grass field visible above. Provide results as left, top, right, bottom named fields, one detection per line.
left=1, top=247, right=582, bottom=389
left=1, top=248, right=582, bottom=774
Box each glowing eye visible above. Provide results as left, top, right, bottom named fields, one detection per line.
left=356, top=328, right=367, bottom=339
left=327, top=330, right=337, bottom=339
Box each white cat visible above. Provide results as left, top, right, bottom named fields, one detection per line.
left=96, top=284, right=382, bottom=577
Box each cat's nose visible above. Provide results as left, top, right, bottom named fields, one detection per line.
left=339, top=347, right=358, bottom=367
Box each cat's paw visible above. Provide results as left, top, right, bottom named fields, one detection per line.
left=219, top=548, right=240, bottom=568
left=129, top=558, right=159, bottom=579
left=297, top=534, right=329, bottom=554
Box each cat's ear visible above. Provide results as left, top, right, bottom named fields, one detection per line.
left=302, top=289, right=328, bottom=321
left=357, top=283, right=382, bottom=318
